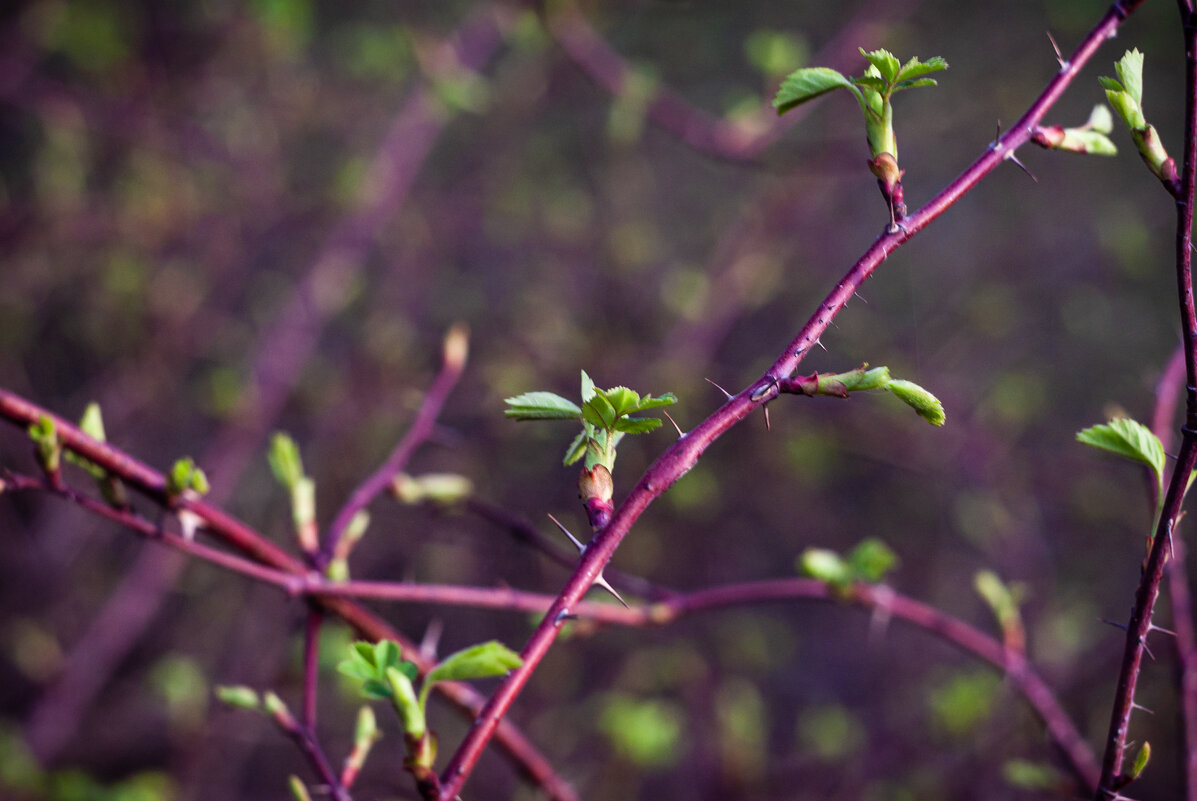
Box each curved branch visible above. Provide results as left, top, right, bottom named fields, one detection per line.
left=0, top=394, right=580, bottom=801
left=437, top=4, right=1148, bottom=796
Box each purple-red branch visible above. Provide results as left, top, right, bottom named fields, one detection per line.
left=437, top=4, right=1146, bottom=797
left=0, top=394, right=580, bottom=801
left=1095, top=4, right=1197, bottom=797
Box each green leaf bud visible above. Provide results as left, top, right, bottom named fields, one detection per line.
left=288, top=775, right=313, bottom=801
left=29, top=415, right=61, bottom=476
left=214, top=685, right=261, bottom=710
left=1129, top=740, right=1151, bottom=780
left=798, top=548, right=852, bottom=586
left=886, top=379, right=946, bottom=426
left=267, top=432, right=304, bottom=490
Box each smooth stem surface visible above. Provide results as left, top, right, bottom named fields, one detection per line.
left=1097, top=5, right=1197, bottom=796
left=436, top=4, right=1143, bottom=797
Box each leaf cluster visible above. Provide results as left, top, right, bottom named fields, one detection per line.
left=337, top=639, right=522, bottom=741
left=505, top=370, right=677, bottom=471
left=798, top=537, right=898, bottom=593
left=772, top=48, right=947, bottom=158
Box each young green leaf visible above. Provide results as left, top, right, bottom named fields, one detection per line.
left=268, top=432, right=305, bottom=489
left=583, top=394, right=618, bottom=429
left=601, top=386, right=642, bottom=418
left=859, top=47, right=900, bottom=84
left=336, top=658, right=378, bottom=683
left=846, top=538, right=898, bottom=583
left=1115, top=48, right=1144, bottom=105
left=503, top=391, right=582, bottom=420
left=1076, top=417, right=1165, bottom=493
left=167, top=457, right=210, bottom=496
left=1129, top=740, right=1151, bottom=781
left=426, top=641, right=523, bottom=687
left=633, top=393, right=679, bottom=412
left=563, top=430, right=588, bottom=466
left=214, top=685, right=261, bottom=710
left=886, top=380, right=946, bottom=426
left=1087, top=104, right=1114, bottom=134
left=895, top=55, right=949, bottom=84
left=29, top=415, right=61, bottom=475
left=374, top=639, right=401, bottom=672
left=612, top=416, right=662, bottom=435
left=798, top=548, right=852, bottom=587
left=773, top=67, right=859, bottom=114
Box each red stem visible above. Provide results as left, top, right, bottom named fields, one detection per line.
left=0, top=419, right=579, bottom=801
left=437, top=5, right=1146, bottom=796
left=1096, top=5, right=1197, bottom=796
left=303, top=607, right=324, bottom=729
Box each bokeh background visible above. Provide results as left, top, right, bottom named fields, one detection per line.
left=0, top=0, right=1191, bottom=798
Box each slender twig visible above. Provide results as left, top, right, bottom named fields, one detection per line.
left=266, top=694, right=352, bottom=801
left=0, top=410, right=580, bottom=801
left=437, top=5, right=1148, bottom=796
left=318, top=324, right=469, bottom=570
left=303, top=607, right=324, bottom=729
left=1150, top=346, right=1197, bottom=801
left=1096, top=5, right=1197, bottom=797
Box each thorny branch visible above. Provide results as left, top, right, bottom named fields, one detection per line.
left=1095, top=3, right=1197, bottom=798
left=437, top=3, right=1149, bottom=797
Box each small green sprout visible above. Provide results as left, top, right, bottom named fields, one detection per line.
left=773, top=48, right=948, bottom=227
left=1100, top=49, right=1176, bottom=185
left=505, top=370, right=678, bottom=473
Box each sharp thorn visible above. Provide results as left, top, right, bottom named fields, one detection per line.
left=1131, top=701, right=1155, bottom=715
left=704, top=377, right=734, bottom=400
left=1099, top=617, right=1129, bottom=631
left=1006, top=152, right=1038, bottom=182
left=1149, top=623, right=1177, bottom=637
left=594, top=570, right=630, bottom=608
left=854, top=291, right=868, bottom=304
left=1141, top=638, right=1156, bottom=661
left=548, top=513, right=586, bottom=553
left=763, top=404, right=771, bottom=431
left=554, top=610, right=578, bottom=624
left=815, top=338, right=827, bottom=352
left=662, top=409, right=685, bottom=438
left=1046, top=30, right=1068, bottom=69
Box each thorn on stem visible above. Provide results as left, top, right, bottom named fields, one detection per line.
left=1131, top=701, right=1155, bottom=715
left=1046, top=31, right=1069, bottom=69
left=662, top=409, right=685, bottom=438
left=547, top=515, right=629, bottom=607
left=704, top=377, right=734, bottom=401
left=1005, top=152, right=1038, bottom=182
left=763, top=405, right=771, bottom=431
left=1148, top=622, right=1177, bottom=637
left=548, top=513, right=586, bottom=553
left=1099, top=617, right=1129, bottom=631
